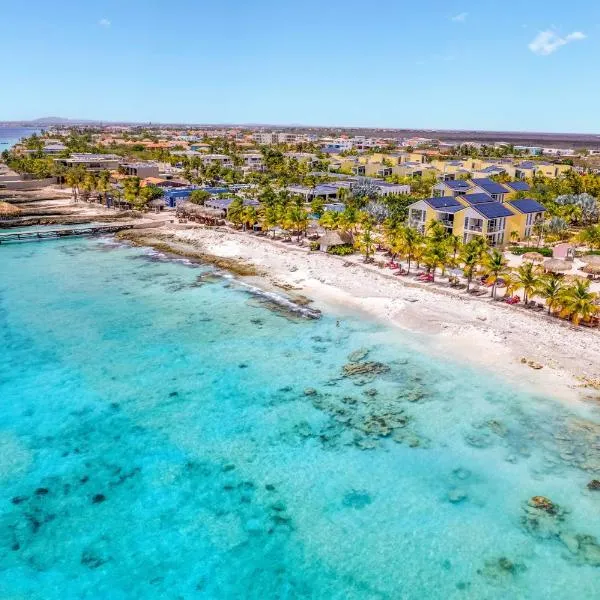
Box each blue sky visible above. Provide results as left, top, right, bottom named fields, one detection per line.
left=2, top=0, right=599, bottom=132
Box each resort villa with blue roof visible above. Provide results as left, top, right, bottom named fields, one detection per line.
left=409, top=177, right=546, bottom=246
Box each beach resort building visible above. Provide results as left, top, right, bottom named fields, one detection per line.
left=120, top=162, right=161, bottom=179
left=54, top=153, right=121, bottom=172
left=241, top=153, right=265, bottom=172
left=408, top=178, right=546, bottom=245
left=201, top=154, right=234, bottom=169
left=286, top=184, right=339, bottom=201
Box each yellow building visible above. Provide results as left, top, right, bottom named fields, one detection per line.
left=408, top=190, right=546, bottom=246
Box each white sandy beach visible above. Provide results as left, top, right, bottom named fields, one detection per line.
left=148, top=223, right=600, bottom=405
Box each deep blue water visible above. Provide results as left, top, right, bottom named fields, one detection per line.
left=0, top=127, right=41, bottom=149
left=1, top=236, right=600, bottom=599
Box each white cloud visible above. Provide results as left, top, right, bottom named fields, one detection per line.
left=98, top=18, right=111, bottom=27
left=451, top=12, right=468, bottom=23
left=528, top=30, right=586, bottom=55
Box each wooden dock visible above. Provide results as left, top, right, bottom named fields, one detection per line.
left=0, top=224, right=134, bottom=244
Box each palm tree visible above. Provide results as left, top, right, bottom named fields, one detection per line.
left=426, top=220, right=448, bottom=245
left=262, top=204, right=279, bottom=238
left=578, top=224, right=600, bottom=250
left=357, top=224, right=377, bottom=262
left=287, top=205, right=308, bottom=242
left=536, top=274, right=565, bottom=314
left=383, top=219, right=403, bottom=261
left=339, top=206, right=360, bottom=234
left=532, top=220, right=547, bottom=247
left=446, top=234, right=462, bottom=263
left=122, top=177, right=142, bottom=209
left=501, top=271, right=519, bottom=298
left=242, top=206, right=259, bottom=232
left=96, top=170, right=111, bottom=207
left=558, top=203, right=582, bottom=225
left=319, top=210, right=340, bottom=231
left=65, top=166, right=86, bottom=202
left=515, top=262, right=540, bottom=304
left=109, top=185, right=123, bottom=210
left=509, top=230, right=520, bottom=245
left=80, top=172, right=98, bottom=202
left=460, top=244, right=480, bottom=292
left=559, top=280, right=599, bottom=325
left=227, top=198, right=245, bottom=229
left=399, top=226, right=422, bottom=274
left=423, top=243, right=448, bottom=282
left=482, top=249, right=508, bottom=298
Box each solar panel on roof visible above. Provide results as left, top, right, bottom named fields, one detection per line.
left=473, top=203, right=514, bottom=219
left=509, top=199, right=546, bottom=213
left=506, top=181, right=530, bottom=191
left=471, top=178, right=509, bottom=195
left=460, top=193, right=495, bottom=205
left=445, top=180, right=471, bottom=190
left=424, top=196, right=462, bottom=209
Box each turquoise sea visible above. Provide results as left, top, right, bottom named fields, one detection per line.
left=1, top=235, right=600, bottom=599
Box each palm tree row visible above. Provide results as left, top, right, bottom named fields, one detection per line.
left=227, top=193, right=309, bottom=241
left=375, top=220, right=598, bottom=324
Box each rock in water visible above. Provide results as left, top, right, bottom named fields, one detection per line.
left=587, top=480, right=600, bottom=491
left=528, top=496, right=556, bottom=514
left=347, top=348, right=369, bottom=363
left=342, top=362, right=390, bottom=377
left=521, top=496, right=565, bottom=539
left=342, top=489, right=372, bottom=509
left=448, top=488, right=467, bottom=503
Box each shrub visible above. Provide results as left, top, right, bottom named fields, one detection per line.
left=328, top=244, right=354, bottom=256
left=509, top=246, right=552, bottom=257
left=309, top=241, right=320, bottom=251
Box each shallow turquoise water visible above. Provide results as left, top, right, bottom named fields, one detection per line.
left=1, top=236, right=600, bottom=599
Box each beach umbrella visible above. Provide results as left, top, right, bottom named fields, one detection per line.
left=582, top=264, right=600, bottom=275
left=543, top=258, right=571, bottom=273
left=522, top=252, right=545, bottom=263
left=562, top=274, right=588, bottom=283
left=581, top=255, right=600, bottom=267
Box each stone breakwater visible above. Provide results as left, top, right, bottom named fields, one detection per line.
left=116, top=230, right=263, bottom=277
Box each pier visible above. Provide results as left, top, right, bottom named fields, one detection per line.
left=0, top=224, right=134, bottom=244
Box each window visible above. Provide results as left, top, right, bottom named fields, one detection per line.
left=410, top=209, right=426, bottom=222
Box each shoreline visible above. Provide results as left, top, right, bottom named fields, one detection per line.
left=116, top=225, right=600, bottom=406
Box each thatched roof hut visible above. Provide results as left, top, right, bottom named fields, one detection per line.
left=147, top=198, right=166, bottom=211
left=543, top=258, right=571, bottom=273
left=177, top=201, right=226, bottom=225
left=317, top=230, right=353, bottom=252
left=582, top=264, right=600, bottom=275
left=581, top=255, right=600, bottom=268
left=0, top=201, right=21, bottom=218
left=522, top=251, right=545, bottom=263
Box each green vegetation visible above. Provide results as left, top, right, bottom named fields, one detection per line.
left=327, top=244, right=354, bottom=256
left=189, top=190, right=211, bottom=205
left=509, top=246, right=553, bottom=257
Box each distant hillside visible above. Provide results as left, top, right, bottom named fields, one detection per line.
left=28, top=117, right=104, bottom=125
